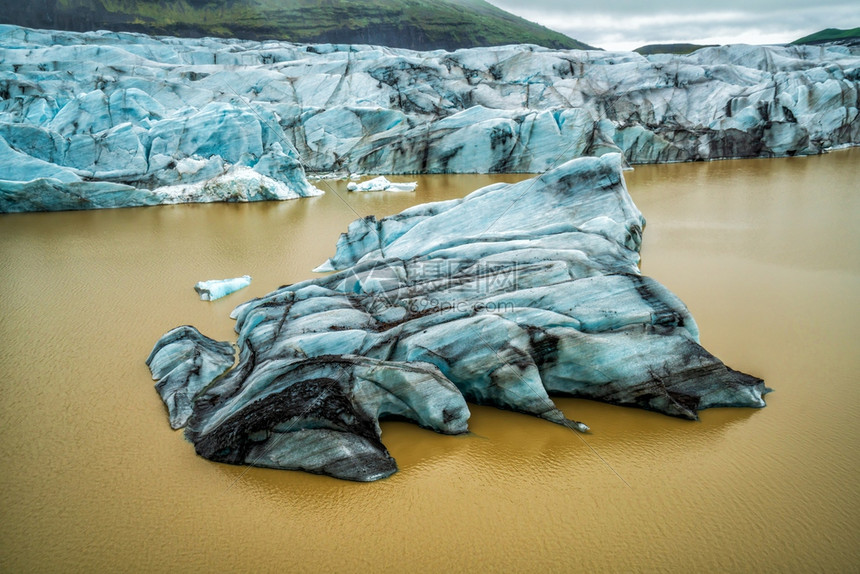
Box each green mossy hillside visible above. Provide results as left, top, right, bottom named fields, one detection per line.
left=4, top=0, right=596, bottom=51
left=792, top=27, right=860, bottom=45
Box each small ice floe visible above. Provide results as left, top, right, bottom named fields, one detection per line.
left=194, top=275, right=251, bottom=301
left=346, top=176, right=417, bottom=192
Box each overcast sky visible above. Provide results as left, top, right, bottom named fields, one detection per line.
left=487, top=0, right=860, bottom=51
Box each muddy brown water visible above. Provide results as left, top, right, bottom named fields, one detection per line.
left=1, top=150, right=857, bottom=572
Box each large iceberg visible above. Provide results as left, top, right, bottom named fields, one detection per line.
left=147, top=154, right=769, bottom=481
left=2, top=25, right=858, bottom=212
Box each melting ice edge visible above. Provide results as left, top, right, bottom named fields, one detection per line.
left=147, top=155, right=769, bottom=481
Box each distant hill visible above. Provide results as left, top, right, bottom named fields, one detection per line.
left=634, top=43, right=715, bottom=56
left=0, top=0, right=597, bottom=51
left=792, top=27, right=860, bottom=46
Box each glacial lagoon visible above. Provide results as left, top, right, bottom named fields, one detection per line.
left=1, top=149, right=858, bottom=571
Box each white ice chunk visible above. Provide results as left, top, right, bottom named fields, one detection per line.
left=346, top=176, right=417, bottom=192
left=195, top=275, right=252, bottom=301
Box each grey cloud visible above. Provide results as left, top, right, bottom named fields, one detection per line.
left=492, top=0, right=858, bottom=17
left=488, top=0, right=860, bottom=50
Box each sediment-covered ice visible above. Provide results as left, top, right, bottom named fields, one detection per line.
left=194, top=275, right=252, bottom=301
left=146, top=326, right=236, bottom=429
left=147, top=154, right=769, bottom=481
left=2, top=25, right=858, bottom=211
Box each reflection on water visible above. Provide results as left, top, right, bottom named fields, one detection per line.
left=0, top=152, right=857, bottom=571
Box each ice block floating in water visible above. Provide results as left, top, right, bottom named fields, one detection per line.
left=194, top=276, right=252, bottom=301
left=347, top=176, right=417, bottom=192
left=149, top=155, right=769, bottom=481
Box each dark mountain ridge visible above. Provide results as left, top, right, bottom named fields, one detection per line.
left=0, top=0, right=597, bottom=51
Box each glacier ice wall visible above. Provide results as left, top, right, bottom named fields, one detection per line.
left=2, top=25, right=858, bottom=212
left=0, top=27, right=323, bottom=212
left=147, top=154, right=768, bottom=481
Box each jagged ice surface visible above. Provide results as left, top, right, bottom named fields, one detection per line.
left=147, top=154, right=769, bottom=481
left=2, top=25, right=859, bottom=211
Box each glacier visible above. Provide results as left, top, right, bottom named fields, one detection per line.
left=147, top=154, right=769, bottom=481
left=2, top=25, right=859, bottom=212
